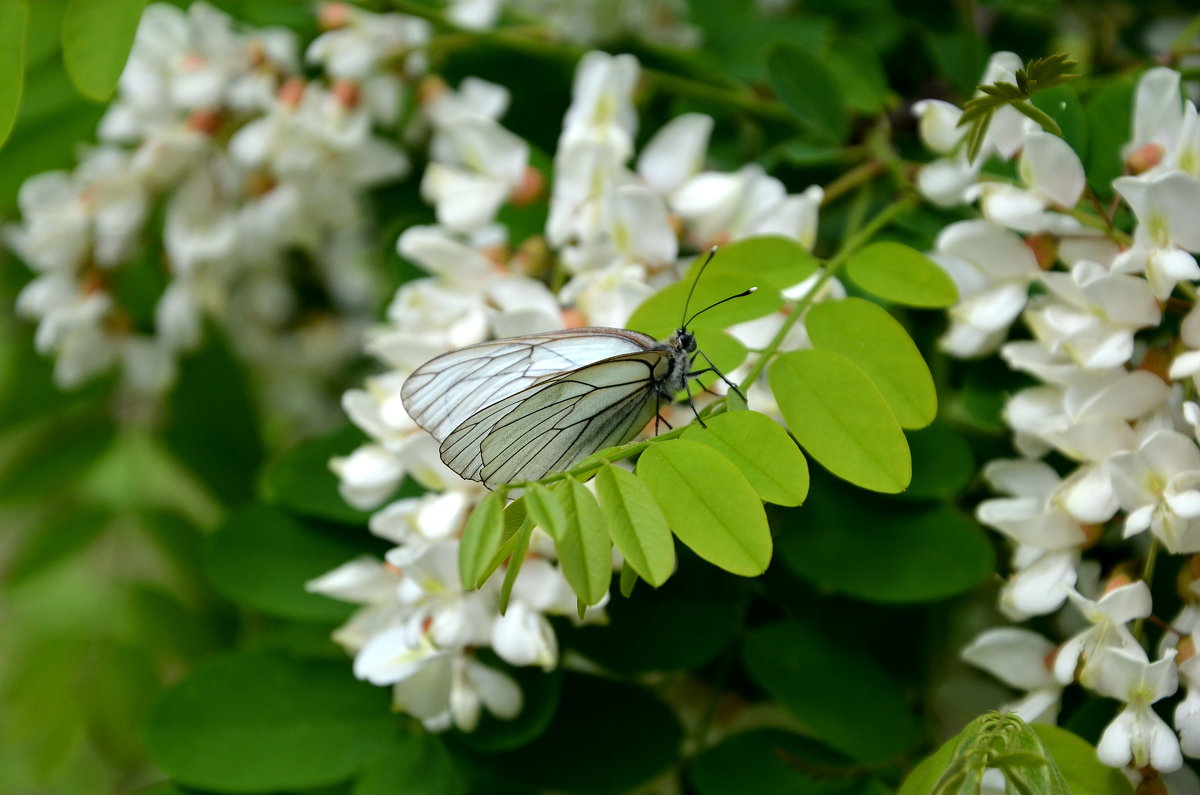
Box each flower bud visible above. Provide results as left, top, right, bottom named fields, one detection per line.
left=1024, top=233, right=1058, bottom=270
left=186, top=109, right=222, bottom=136
left=1127, top=142, right=1165, bottom=175
left=277, top=77, right=306, bottom=108
left=509, top=166, right=545, bottom=206
left=332, top=79, right=360, bottom=109
left=1178, top=554, right=1200, bottom=602
left=317, top=2, right=349, bottom=30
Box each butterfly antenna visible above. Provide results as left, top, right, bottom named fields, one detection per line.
left=680, top=246, right=719, bottom=329
left=684, top=286, right=758, bottom=329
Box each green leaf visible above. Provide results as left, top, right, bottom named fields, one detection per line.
left=637, top=440, right=771, bottom=576
left=565, top=550, right=748, bottom=675
left=550, top=478, right=613, bottom=605
left=805, top=298, right=937, bottom=429
left=743, top=621, right=923, bottom=764
left=524, top=482, right=567, bottom=540
left=262, top=425, right=372, bottom=525
left=204, top=505, right=362, bottom=622
left=921, top=29, right=987, bottom=97
left=354, top=732, right=466, bottom=795
left=5, top=509, right=109, bottom=587
left=626, top=236, right=818, bottom=339
left=767, top=42, right=848, bottom=142
left=1031, top=84, right=1088, bottom=164
left=769, top=349, right=911, bottom=493
left=165, top=330, right=265, bottom=504
left=474, top=673, right=681, bottom=793
left=61, top=0, right=145, bottom=101
left=0, top=0, right=29, bottom=147
left=682, top=410, right=808, bottom=506
left=498, top=520, right=532, bottom=615
left=898, top=733, right=958, bottom=795
left=594, top=464, right=675, bottom=586
left=1084, top=76, right=1134, bottom=200
left=902, top=421, right=975, bottom=500
left=453, top=662, right=562, bottom=753
left=778, top=474, right=993, bottom=603
left=689, top=729, right=891, bottom=795
left=144, top=651, right=399, bottom=792
left=0, top=412, right=115, bottom=503
left=459, top=490, right=505, bottom=589
left=935, top=713, right=1070, bottom=795
left=824, top=36, right=888, bottom=115
left=845, top=241, right=959, bottom=309
left=1032, top=725, right=1133, bottom=795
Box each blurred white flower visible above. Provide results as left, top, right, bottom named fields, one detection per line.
left=1092, top=647, right=1182, bottom=772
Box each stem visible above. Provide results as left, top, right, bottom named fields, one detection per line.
left=738, top=194, right=918, bottom=393
left=1010, top=100, right=1063, bottom=137
left=392, top=0, right=807, bottom=129
left=821, top=159, right=884, bottom=206
left=1132, top=538, right=1161, bottom=645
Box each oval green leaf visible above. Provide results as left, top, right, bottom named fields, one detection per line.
left=524, top=482, right=567, bottom=540
left=845, top=241, right=958, bottom=309
left=61, top=0, right=145, bottom=102
left=262, top=425, right=373, bottom=524
left=777, top=476, right=993, bottom=603
left=459, top=490, right=505, bottom=589
left=806, top=297, right=937, bottom=429
left=824, top=36, right=887, bottom=115
left=637, top=440, right=771, bottom=576
left=902, top=420, right=975, bottom=500
left=551, top=478, right=613, bottom=605
left=203, top=505, right=362, bottom=622
left=0, top=0, right=28, bottom=147
left=144, top=652, right=399, bottom=792
left=742, top=621, right=922, bottom=765
left=689, top=729, right=891, bottom=795
left=769, top=349, right=911, bottom=493
left=594, top=464, right=675, bottom=587
left=1033, top=725, right=1134, bottom=795
left=626, top=236, right=818, bottom=338
left=682, top=411, right=809, bottom=506
left=354, top=733, right=466, bottom=795
left=767, top=43, right=848, bottom=143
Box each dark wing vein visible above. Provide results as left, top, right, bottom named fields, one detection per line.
left=401, top=329, right=657, bottom=442
left=440, top=351, right=669, bottom=487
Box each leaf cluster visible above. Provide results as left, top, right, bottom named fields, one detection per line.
left=958, top=53, right=1080, bottom=163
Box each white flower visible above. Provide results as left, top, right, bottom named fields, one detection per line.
left=421, top=111, right=529, bottom=232
left=558, top=51, right=640, bottom=159
left=1092, top=647, right=1182, bottom=772
left=1108, top=429, right=1200, bottom=553
left=671, top=164, right=822, bottom=248
left=1176, top=644, right=1200, bottom=757
left=1054, top=582, right=1152, bottom=686
left=961, top=628, right=1062, bottom=723
left=636, top=112, right=712, bottom=195
left=1112, top=171, right=1200, bottom=300
left=306, top=4, right=429, bottom=81
left=930, top=220, right=1040, bottom=357
left=331, top=443, right=408, bottom=510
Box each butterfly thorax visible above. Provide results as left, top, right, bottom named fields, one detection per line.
left=654, top=328, right=696, bottom=398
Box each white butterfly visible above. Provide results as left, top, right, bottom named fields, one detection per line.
left=401, top=255, right=752, bottom=488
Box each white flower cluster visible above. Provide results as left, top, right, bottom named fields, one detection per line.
left=922, top=57, right=1200, bottom=777
left=445, top=0, right=699, bottom=47
left=316, top=49, right=824, bottom=731
left=6, top=2, right=420, bottom=427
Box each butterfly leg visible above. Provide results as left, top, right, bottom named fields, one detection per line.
left=689, top=351, right=746, bottom=402
left=682, top=375, right=707, bottom=428
left=653, top=392, right=674, bottom=435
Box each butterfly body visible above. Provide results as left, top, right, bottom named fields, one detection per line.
left=401, top=326, right=699, bottom=488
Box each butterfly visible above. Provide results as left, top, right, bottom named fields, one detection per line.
left=401, top=250, right=753, bottom=488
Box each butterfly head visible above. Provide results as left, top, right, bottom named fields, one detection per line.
left=674, top=329, right=697, bottom=353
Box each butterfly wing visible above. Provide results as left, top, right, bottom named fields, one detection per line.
left=440, top=350, right=671, bottom=487
left=401, top=328, right=659, bottom=443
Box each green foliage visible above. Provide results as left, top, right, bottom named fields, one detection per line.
left=844, top=241, right=959, bottom=308
left=901, top=714, right=1132, bottom=795
left=459, top=489, right=507, bottom=589
left=806, top=298, right=937, bottom=429
left=682, top=410, right=809, bottom=506
left=261, top=424, right=373, bottom=525
left=60, top=0, right=145, bottom=101
left=778, top=472, right=994, bottom=603
left=550, top=477, right=612, bottom=606
left=0, top=0, right=29, bottom=146
left=203, top=504, right=363, bottom=622
left=637, top=439, right=772, bottom=576
left=770, top=348, right=912, bottom=493
left=594, top=463, right=675, bottom=586
left=743, top=621, right=924, bottom=764
left=144, top=651, right=402, bottom=792
left=689, top=729, right=891, bottom=795
left=767, top=42, right=849, bottom=143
